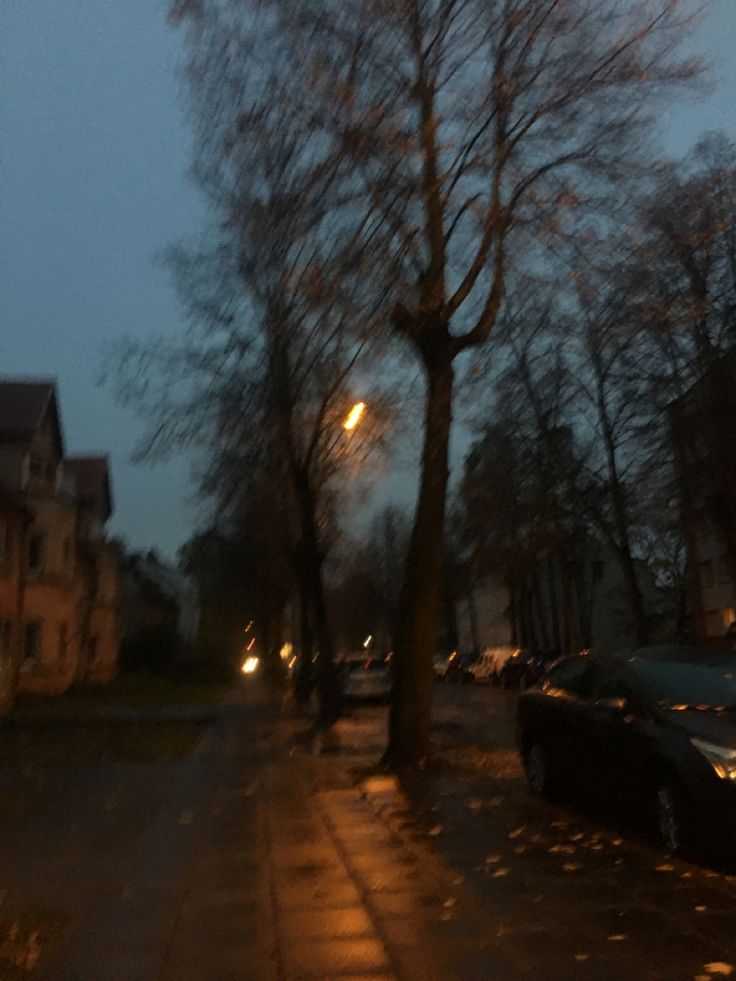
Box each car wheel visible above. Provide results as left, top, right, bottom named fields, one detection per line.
left=524, top=742, right=552, bottom=797
left=655, top=779, right=689, bottom=853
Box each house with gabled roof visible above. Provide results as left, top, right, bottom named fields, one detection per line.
left=0, top=379, right=120, bottom=711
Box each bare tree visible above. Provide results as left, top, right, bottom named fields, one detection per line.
left=170, top=0, right=700, bottom=762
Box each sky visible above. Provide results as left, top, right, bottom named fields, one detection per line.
left=1, top=0, right=734, bottom=560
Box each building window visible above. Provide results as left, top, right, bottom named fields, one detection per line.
left=0, top=620, right=11, bottom=659
left=28, top=534, right=45, bottom=573
left=58, top=623, right=68, bottom=661
left=24, top=620, right=43, bottom=661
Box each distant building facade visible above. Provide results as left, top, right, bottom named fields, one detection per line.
left=119, top=550, right=199, bottom=671
left=457, top=534, right=662, bottom=656
left=0, top=379, right=120, bottom=711
left=670, top=355, right=736, bottom=644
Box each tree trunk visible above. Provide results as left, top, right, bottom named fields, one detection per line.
left=386, top=358, right=453, bottom=766
left=617, top=543, right=650, bottom=647
left=520, top=569, right=537, bottom=648
left=293, top=466, right=341, bottom=726
left=545, top=557, right=562, bottom=653
left=594, top=364, right=650, bottom=647
left=294, top=567, right=315, bottom=705
left=507, top=577, right=518, bottom=647
left=467, top=588, right=480, bottom=651
left=530, top=567, right=550, bottom=650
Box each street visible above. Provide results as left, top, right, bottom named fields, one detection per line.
left=2, top=682, right=736, bottom=980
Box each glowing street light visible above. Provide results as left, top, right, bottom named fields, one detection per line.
left=343, top=401, right=366, bottom=432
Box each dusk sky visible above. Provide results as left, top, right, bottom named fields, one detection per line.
left=2, top=1, right=734, bottom=560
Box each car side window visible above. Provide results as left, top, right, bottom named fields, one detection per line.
left=544, top=658, right=596, bottom=699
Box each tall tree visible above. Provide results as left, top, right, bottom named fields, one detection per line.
left=170, top=0, right=700, bottom=763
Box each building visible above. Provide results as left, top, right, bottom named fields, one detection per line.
left=457, top=534, right=663, bottom=656
left=670, top=355, right=736, bottom=644
left=0, top=379, right=120, bottom=711
left=118, top=550, right=199, bottom=671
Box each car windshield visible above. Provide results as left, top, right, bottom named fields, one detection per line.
left=628, top=648, right=736, bottom=710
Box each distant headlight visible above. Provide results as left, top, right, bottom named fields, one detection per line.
left=691, top=736, right=736, bottom=780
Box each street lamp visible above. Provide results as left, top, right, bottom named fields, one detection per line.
left=343, top=401, right=367, bottom=432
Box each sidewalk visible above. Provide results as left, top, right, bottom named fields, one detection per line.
left=35, top=683, right=736, bottom=981
left=158, top=691, right=517, bottom=981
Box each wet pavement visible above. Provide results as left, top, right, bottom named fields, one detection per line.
left=2, top=682, right=736, bottom=979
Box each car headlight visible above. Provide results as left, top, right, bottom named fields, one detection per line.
left=691, top=736, right=736, bottom=780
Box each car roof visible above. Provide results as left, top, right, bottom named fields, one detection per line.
left=611, top=644, right=736, bottom=669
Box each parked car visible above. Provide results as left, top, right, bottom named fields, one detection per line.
left=434, top=652, right=452, bottom=680
left=469, top=647, right=519, bottom=684
left=499, top=649, right=560, bottom=689
left=517, top=645, right=736, bottom=856
left=445, top=651, right=478, bottom=684
left=340, top=655, right=392, bottom=702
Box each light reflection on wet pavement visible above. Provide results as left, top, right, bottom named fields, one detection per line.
left=2, top=684, right=736, bottom=979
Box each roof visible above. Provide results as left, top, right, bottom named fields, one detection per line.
left=65, top=455, right=113, bottom=520
left=0, top=379, right=63, bottom=454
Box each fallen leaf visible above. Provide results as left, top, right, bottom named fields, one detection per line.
left=484, top=854, right=502, bottom=864
left=492, top=868, right=509, bottom=878
left=508, top=826, right=525, bottom=839
left=514, top=845, right=527, bottom=854
left=549, top=844, right=575, bottom=854
left=570, top=832, right=585, bottom=842
left=467, top=799, right=482, bottom=812
left=704, top=964, right=734, bottom=976
left=443, top=897, right=457, bottom=908
left=656, top=864, right=675, bottom=872
left=563, top=863, right=583, bottom=872
left=575, top=953, right=590, bottom=962
left=428, top=825, right=443, bottom=837
left=695, top=905, right=708, bottom=912
left=608, top=934, right=627, bottom=942
left=612, top=837, right=623, bottom=846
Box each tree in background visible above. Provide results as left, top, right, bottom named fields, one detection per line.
left=457, top=136, right=736, bottom=652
